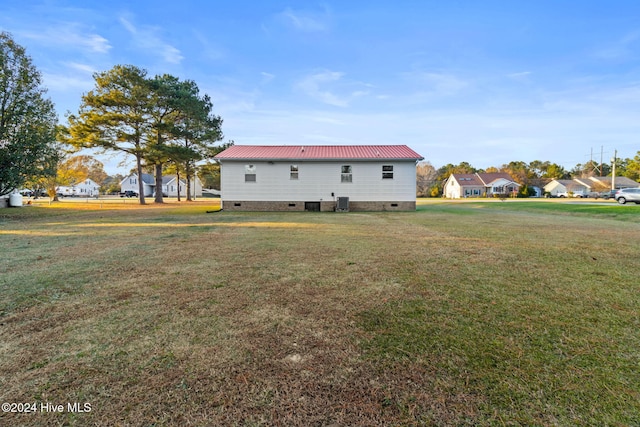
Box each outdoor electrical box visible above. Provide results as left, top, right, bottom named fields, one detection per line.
left=336, top=197, right=349, bottom=212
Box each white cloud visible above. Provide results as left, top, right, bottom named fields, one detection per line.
left=65, top=62, right=97, bottom=74
left=507, top=71, right=532, bottom=83
left=297, top=71, right=348, bottom=107
left=119, top=16, right=184, bottom=64
left=119, top=17, right=136, bottom=34
left=84, top=34, right=111, bottom=53
left=18, top=25, right=110, bottom=54
left=41, top=61, right=96, bottom=95
left=278, top=7, right=330, bottom=32
left=296, top=71, right=369, bottom=107
left=42, top=72, right=93, bottom=92
left=260, top=72, right=275, bottom=84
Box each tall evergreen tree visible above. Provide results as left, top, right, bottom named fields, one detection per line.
left=66, top=66, right=225, bottom=203
left=65, top=65, right=152, bottom=204
left=146, top=74, right=188, bottom=203
left=169, top=89, right=225, bottom=201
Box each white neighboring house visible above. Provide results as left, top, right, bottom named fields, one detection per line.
left=57, top=178, right=100, bottom=197
left=162, top=175, right=203, bottom=197
left=588, top=176, right=640, bottom=190
left=544, top=176, right=640, bottom=197
left=443, top=173, right=520, bottom=199
left=543, top=179, right=592, bottom=197
left=120, top=173, right=203, bottom=197
left=120, top=173, right=155, bottom=196
left=213, top=145, right=424, bottom=211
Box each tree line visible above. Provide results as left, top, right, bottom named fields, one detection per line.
left=1, top=31, right=228, bottom=204
left=417, top=157, right=640, bottom=197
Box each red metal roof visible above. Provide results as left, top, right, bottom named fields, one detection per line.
left=214, top=145, right=424, bottom=161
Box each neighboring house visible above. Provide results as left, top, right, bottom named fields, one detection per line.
left=120, top=173, right=203, bottom=198
left=162, top=175, right=204, bottom=198
left=544, top=176, right=640, bottom=197
left=443, top=173, right=520, bottom=199
left=588, top=176, right=640, bottom=190
left=57, top=178, right=100, bottom=197
left=213, top=145, right=424, bottom=211
left=543, top=179, right=591, bottom=197
left=120, top=173, right=155, bottom=196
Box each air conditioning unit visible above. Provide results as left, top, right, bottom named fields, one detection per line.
left=336, top=197, right=349, bottom=212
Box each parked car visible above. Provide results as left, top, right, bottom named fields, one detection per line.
left=615, top=188, right=640, bottom=204
left=554, top=191, right=585, bottom=198
left=119, top=190, right=139, bottom=198
left=597, top=190, right=618, bottom=200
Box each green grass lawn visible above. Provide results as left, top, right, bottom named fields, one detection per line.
left=1, top=199, right=639, bottom=426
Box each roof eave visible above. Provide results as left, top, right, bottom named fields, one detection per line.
left=215, top=157, right=423, bottom=162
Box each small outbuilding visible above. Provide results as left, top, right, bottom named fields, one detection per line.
left=213, top=145, right=424, bottom=211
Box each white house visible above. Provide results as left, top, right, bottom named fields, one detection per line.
left=120, top=173, right=155, bottom=196
left=213, top=145, right=424, bottom=211
left=443, top=173, right=520, bottom=199
left=120, top=173, right=203, bottom=198
left=162, top=175, right=203, bottom=198
left=588, top=176, right=640, bottom=190
left=543, top=176, right=640, bottom=197
left=543, top=179, right=591, bottom=197
left=57, top=178, right=101, bottom=197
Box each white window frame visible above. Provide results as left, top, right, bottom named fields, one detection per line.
left=341, top=165, right=352, bottom=183
left=382, top=165, right=394, bottom=179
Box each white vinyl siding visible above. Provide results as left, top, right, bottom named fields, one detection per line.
left=220, top=161, right=417, bottom=202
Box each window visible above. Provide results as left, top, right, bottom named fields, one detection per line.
left=341, top=165, right=352, bottom=183
left=382, top=165, right=394, bottom=179
left=290, top=165, right=298, bottom=180
left=245, top=164, right=256, bottom=182
left=130, top=178, right=136, bottom=184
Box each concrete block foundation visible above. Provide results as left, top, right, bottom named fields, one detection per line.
left=221, top=200, right=416, bottom=212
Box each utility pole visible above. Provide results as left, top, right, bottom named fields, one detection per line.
left=600, top=146, right=604, bottom=176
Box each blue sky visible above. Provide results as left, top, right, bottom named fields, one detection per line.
left=2, top=1, right=640, bottom=175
